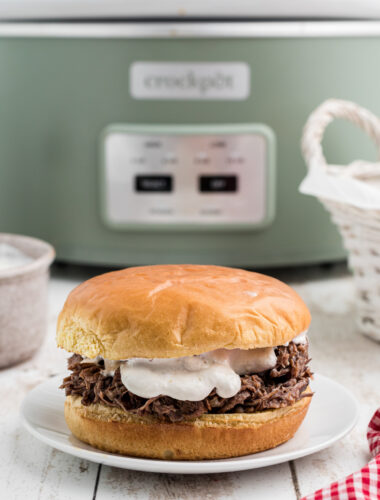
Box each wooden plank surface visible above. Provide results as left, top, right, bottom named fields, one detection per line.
left=0, top=272, right=98, bottom=500
left=292, top=277, right=380, bottom=498
left=0, top=421, right=98, bottom=500
left=96, top=463, right=297, bottom=500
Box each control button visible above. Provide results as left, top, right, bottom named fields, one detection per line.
left=199, top=175, right=238, bottom=193
left=135, top=175, right=173, bottom=192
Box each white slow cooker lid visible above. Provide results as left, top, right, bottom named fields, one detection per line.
left=1, top=0, right=380, bottom=21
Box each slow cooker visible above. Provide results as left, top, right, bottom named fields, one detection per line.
left=1, top=0, right=380, bottom=267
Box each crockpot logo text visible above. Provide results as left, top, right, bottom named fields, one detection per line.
left=130, top=62, right=250, bottom=100
left=143, top=70, right=234, bottom=96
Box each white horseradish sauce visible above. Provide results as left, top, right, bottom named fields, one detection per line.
left=120, top=356, right=242, bottom=401
left=283, top=330, right=308, bottom=346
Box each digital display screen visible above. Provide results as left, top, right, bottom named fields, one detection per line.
left=199, top=175, right=238, bottom=193
left=135, top=175, right=173, bottom=192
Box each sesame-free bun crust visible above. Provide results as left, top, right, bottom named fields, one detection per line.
left=57, top=265, right=311, bottom=359
left=65, top=392, right=312, bottom=460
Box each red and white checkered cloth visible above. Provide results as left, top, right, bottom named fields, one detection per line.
left=301, top=409, right=380, bottom=500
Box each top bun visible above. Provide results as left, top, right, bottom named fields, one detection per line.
left=56, top=265, right=311, bottom=359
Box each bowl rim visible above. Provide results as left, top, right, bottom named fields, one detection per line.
left=0, top=233, right=55, bottom=280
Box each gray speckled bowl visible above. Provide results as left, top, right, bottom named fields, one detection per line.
left=0, top=234, right=55, bottom=368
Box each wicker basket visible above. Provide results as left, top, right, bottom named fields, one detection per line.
left=301, top=99, right=380, bottom=343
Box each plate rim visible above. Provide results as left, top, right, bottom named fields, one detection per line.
left=20, top=373, right=360, bottom=474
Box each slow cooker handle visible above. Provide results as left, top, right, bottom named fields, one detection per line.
left=301, top=98, right=380, bottom=172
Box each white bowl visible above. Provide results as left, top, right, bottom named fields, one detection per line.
left=0, top=233, right=55, bottom=368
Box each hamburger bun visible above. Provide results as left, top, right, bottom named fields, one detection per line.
left=65, top=390, right=312, bottom=460
left=57, top=265, right=311, bottom=359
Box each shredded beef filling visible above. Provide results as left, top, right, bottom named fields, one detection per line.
left=61, top=342, right=312, bottom=423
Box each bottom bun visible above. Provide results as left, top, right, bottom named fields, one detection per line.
left=65, top=390, right=312, bottom=460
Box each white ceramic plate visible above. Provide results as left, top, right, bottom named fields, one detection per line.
left=21, top=374, right=358, bottom=474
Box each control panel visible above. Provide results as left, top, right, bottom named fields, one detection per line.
left=100, top=125, right=275, bottom=230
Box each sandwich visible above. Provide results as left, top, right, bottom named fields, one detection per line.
left=58, top=264, right=312, bottom=460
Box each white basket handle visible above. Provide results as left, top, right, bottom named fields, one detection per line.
left=302, top=98, right=380, bottom=171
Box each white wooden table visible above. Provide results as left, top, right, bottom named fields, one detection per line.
left=1, top=264, right=379, bottom=500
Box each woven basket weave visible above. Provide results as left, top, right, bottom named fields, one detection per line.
left=302, top=99, right=380, bottom=342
